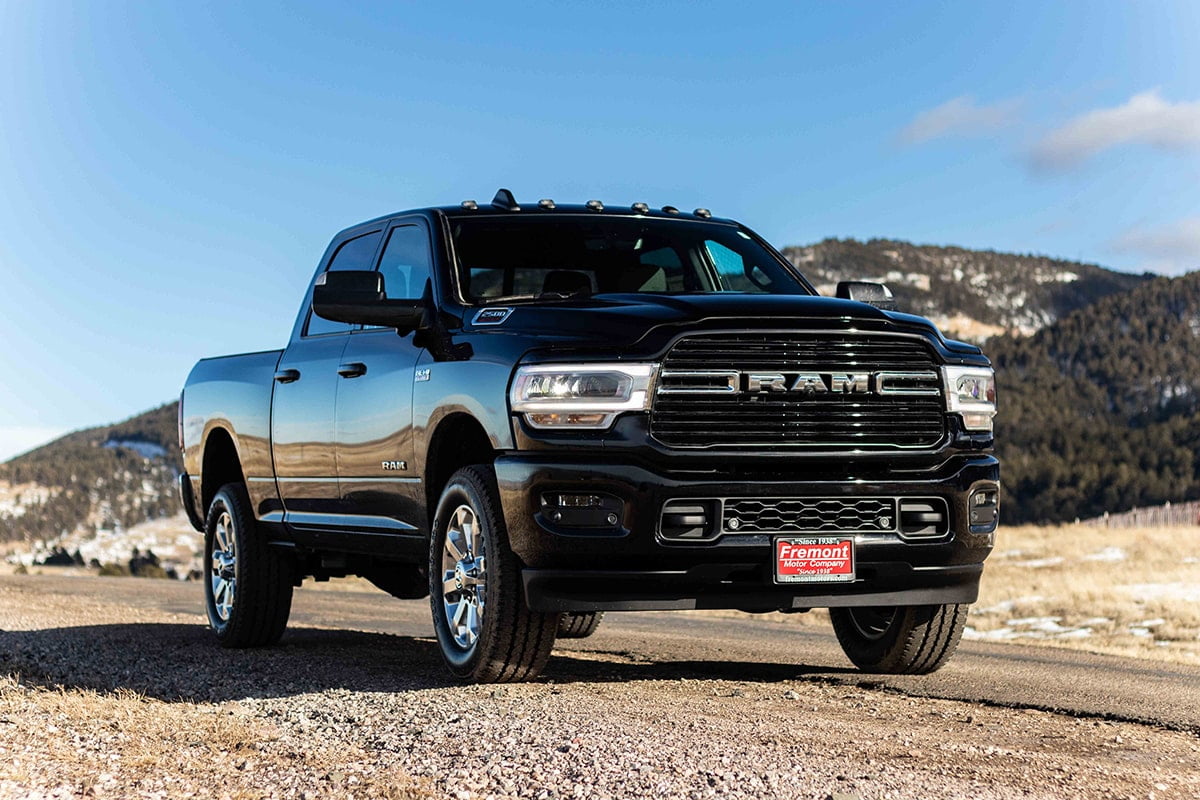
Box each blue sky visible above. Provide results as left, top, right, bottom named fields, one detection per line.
left=1, top=1, right=1199, bottom=460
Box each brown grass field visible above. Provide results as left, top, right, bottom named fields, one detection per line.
left=966, top=524, right=1200, bottom=664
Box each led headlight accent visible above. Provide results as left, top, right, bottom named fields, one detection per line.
left=941, top=366, right=997, bottom=432
left=511, top=363, right=658, bottom=429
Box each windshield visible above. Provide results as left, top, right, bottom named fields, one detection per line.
left=450, top=215, right=813, bottom=303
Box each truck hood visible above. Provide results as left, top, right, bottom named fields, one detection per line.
left=473, top=293, right=945, bottom=345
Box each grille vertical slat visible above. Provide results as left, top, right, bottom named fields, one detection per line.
left=650, top=332, right=946, bottom=449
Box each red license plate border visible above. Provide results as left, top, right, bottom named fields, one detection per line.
left=773, top=536, right=856, bottom=585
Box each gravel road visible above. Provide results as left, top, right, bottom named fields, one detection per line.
left=3, top=574, right=1199, bottom=800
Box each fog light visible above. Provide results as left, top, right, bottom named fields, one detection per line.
left=969, top=486, right=999, bottom=528
left=539, top=492, right=624, bottom=530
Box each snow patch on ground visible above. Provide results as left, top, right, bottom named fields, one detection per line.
left=965, top=616, right=1095, bottom=641
left=1082, top=546, right=1127, bottom=563
left=1013, top=556, right=1065, bottom=569
left=1120, top=583, right=1200, bottom=603
left=975, top=596, right=1047, bottom=615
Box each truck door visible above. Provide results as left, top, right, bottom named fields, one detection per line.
left=271, top=228, right=383, bottom=525
left=333, top=219, right=431, bottom=539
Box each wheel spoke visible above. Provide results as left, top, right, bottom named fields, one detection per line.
left=444, top=530, right=467, bottom=563
left=450, top=599, right=467, bottom=630
left=442, top=570, right=460, bottom=596
left=464, top=601, right=479, bottom=643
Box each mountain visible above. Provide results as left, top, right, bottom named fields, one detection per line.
left=783, top=238, right=1150, bottom=341
left=0, top=403, right=181, bottom=546
left=989, top=272, right=1200, bottom=523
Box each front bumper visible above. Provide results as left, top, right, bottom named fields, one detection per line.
left=495, top=454, right=999, bottom=612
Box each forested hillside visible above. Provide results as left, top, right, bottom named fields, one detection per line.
left=0, top=403, right=180, bottom=544
left=991, top=273, right=1200, bottom=523
left=784, top=238, right=1149, bottom=340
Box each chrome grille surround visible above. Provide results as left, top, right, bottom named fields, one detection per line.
left=650, top=330, right=946, bottom=449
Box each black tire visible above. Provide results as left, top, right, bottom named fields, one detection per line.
left=428, top=465, right=557, bottom=683
left=204, top=483, right=294, bottom=648
left=558, top=611, right=604, bottom=639
left=829, top=604, right=967, bottom=675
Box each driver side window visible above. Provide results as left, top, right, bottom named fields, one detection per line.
left=377, top=224, right=432, bottom=301
left=306, top=230, right=383, bottom=337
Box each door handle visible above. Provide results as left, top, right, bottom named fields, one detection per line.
left=337, top=362, right=367, bottom=379
left=273, top=369, right=300, bottom=384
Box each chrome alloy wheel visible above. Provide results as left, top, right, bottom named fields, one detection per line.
left=210, top=511, right=237, bottom=622
left=845, top=606, right=897, bottom=641
left=440, top=504, right=487, bottom=649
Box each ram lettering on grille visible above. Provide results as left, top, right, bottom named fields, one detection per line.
left=650, top=332, right=946, bottom=449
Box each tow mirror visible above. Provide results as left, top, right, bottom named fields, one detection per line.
left=836, top=281, right=898, bottom=311
left=312, top=270, right=428, bottom=332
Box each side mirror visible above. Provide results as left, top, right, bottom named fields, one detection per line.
left=312, top=270, right=428, bottom=332
left=836, top=281, right=898, bottom=311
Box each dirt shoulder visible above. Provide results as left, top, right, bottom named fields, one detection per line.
left=3, top=576, right=1199, bottom=800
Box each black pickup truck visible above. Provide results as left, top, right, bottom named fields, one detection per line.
left=179, top=189, right=999, bottom=683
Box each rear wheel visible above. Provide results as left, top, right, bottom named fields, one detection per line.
left=558, top=612, right=604, bottom=639
left=829, top=604, right=967, bottom=674
left=204, top=483, right=294, bottom=647
left=429, top=465, right=557, bottom=683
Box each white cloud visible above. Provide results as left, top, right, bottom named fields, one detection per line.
left=1111, top=216, right=1200, bottom=275
left=898, top=96, right=1021, bottom=145
left=0, top=426, right=66, bottom=463
left=1030, top=90, right=1200, bottom=170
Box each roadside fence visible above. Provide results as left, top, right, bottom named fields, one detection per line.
left=1080, top=499, right=1200, bottom=528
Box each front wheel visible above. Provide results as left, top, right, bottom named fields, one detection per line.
left=429, top=465, right=557, bottom=683
left=204, top=483, right=294, bottom=647
left=829, top=604, right=967, bottom=674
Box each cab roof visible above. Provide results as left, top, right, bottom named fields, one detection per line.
left=344, top=188, right=741, bottom=235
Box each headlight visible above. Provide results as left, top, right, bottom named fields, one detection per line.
left=510, top=363, right=658, bottom=429
left=941, top=366, right=996, bottom=432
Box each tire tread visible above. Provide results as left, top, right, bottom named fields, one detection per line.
left=205, top=483, right=293, bottom=648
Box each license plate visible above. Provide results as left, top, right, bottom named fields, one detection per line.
left=774, top=537, right=855, bottom=584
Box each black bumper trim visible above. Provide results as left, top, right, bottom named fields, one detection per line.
left=522, top=563, right=982, bottom=613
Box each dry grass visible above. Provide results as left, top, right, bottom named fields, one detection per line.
left=967, top=524, right=1200, bottom=663
left=0, top=675, right=438, bottom=799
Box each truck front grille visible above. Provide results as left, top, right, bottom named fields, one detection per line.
left=650, top=331, right=946, bottom=449
left=724, top=497, right=897, bottom=533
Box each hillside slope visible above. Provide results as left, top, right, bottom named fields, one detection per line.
left=0, top=403, right=180, bottom=545
left=989, top=272, right=1200, bottom=523
left=783, top=238, right=1149, bottom=340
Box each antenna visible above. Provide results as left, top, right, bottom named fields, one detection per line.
left=491, top=188, right=520, bottom=211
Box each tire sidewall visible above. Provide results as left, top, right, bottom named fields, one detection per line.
left=830, top=606, right=911, bottom=671
left=428, top=472, right=498, bottom=675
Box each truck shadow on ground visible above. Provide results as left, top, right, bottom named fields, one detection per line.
left=0, top=623, right=856, bottom=703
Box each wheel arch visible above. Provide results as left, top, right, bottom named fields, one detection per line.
left=200, top=426, right=246, bottom=515
left=424, top=412, right=496, bottom=521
